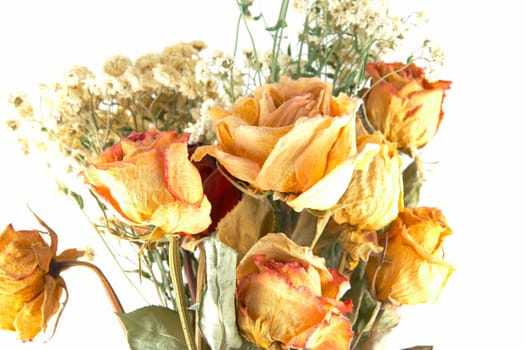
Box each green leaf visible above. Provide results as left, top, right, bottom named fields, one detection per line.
left=199, top=237, right=243, bottom=350
left=68, top=190, right=84, bottom=209
left=118, top=305, right=187, bottom=350
left=79, top=135, right=91, bottom=149
left=403, top=159, right=424, bottom=208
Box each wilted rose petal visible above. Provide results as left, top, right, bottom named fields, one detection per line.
left=366, top=207, right=455, bottom=304
left=236, top=233, right=353, bottom=349
left=364, top=62, right=451, bottom=153
left=83, top=127, right=211, bottom=236
left=333, top=132, right=403, bottom=231
left=193, top=76, right=367, bottom=212
left=0, top=221, right=82, bottom=341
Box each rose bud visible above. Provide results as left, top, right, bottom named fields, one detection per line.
left=366, top=207, right=455, bottom=304
left=364, top=62, right=451, bottom=154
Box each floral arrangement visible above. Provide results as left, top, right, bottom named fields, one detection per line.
left=2, top=1, right=454, bottom=349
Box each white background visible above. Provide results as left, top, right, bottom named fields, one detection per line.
left=1, top=1, right=525, bottom=349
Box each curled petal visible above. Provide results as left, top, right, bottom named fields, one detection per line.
left=366, top=207, right=455, bottom=304
left=237, top=233, right=332, bottom=285
left=238, top=269, right=326, bottom=346
left=193, top=77, right=363, bottom=212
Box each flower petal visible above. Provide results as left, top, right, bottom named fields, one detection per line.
left=150, top=196, right=212, bottom=234
left=165, top=142, right=203, bottom=205
left=238, top=269, right=326, bottom=345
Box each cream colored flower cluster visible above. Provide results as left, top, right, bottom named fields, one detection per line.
left=7, top=41, right=239, bottom=171
left=294, top=0, right=427, bottom=57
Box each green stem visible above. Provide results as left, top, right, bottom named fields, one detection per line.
left=270, top=0, right=290, bottom=83
left=169, top=235, right=196, bottom=350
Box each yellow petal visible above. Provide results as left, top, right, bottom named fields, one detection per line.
left=301, top=312, right=353, bottom=350
left=333, top=133, right=403, bottom=231
left=12, top=291, right=45, bottom=341
left=285, top=141, right=378, bottom=212
left=294, top=115, right=354, bottom=192
left=165, top=142, right=203, bottom=205
left=0, top=269, right=46, bottom=296
left=84, top=149, right=174, bottom=224
left=192, top=145, right=261, bottom=186
left=256, top=116, right=333, bottom=193
left=366, top=207, right=455, bottom=304
left=237, top=308, right=273, bottom=349
left=253, top=255, right=323, bottom=296
left=216, top=117, right=292, bottom=166
left=238, top=269, right=326, bottom=345
left=150, top=195, right=212, bottom=234
left=0, top=293, right=21, bottom=331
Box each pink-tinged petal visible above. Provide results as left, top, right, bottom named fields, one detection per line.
left=319, top=296, right=353, bottom=316
left=238, top=269, right=326, bottom=346
left=147, top=130, right=189, bottom=152
left=321, top=268, right=351, bottom=300
left=302, top=311, right=353, bottom=350
left=92, top=141, right=124, bottom=163
left=237, top=233, right=332, bottom=284
left=253, top=256, right=322, bottom=296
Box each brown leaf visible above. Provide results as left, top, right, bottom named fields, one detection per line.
left=216, top=194, right=275, bottom=259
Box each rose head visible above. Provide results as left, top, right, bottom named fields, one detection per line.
left=193, top=76, right=367, bottom=212
left=333, top=132, right=403, bottom=231
left=366, top=207, right=455, bottom=305
left=364, top=62, right=452, bottom=153
left=82, top=127, right=211, bottom=236
left=236, top=233, right=353, bottom=349
left=0, top=222, right=83, bottom=341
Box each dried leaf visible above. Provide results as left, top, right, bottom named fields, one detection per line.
left=118, top=306, right=186, bottom=350
left=403, top=158, right=424, bottom=208
left=216, top=194, right=275, bottom=258
left=198, top=237, right=243, bottom=350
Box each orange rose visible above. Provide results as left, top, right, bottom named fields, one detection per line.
left=333, top=132, right=403, bottom=231
left=193, top=76, right=370, bottom=212
left=366, top=207, right=455, bottom=305
left=236, top=233, right=353, bottom=349
left=364, top=62, right=451, bottom=153
left=0, top=222, right=83, bottom=341
left=82, top=127, right=211, bottom=236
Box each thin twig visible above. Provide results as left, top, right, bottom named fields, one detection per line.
left=54, top=260, right=124, bottom=314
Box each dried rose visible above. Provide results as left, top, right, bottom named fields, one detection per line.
left=364, top=62, right=451, bottom=153
left=188, top=144, right=242, bottom=235
left=236, top=233, right=353, bottom=349
left=0, top=221, right=83, bottom=341
left=82, top=127, right=211, bottom=236
left=366, top=207, right=455, bottom=304
left=333, top=132, right=403, bottom=231
left=193, top=76, right=369, bottom=212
